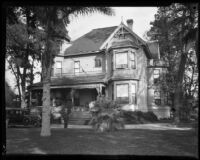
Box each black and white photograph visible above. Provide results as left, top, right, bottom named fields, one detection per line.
left=3, top=3, right=198, bottom=158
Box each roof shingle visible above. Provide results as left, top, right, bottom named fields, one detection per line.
left=64, top=26, right=117, bottom=56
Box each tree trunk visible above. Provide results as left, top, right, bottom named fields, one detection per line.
left=40, top=15, right=53, bottom=136
left=40, top=65, right=52, bottom=136
left=173, top=52, right=187, bottom=124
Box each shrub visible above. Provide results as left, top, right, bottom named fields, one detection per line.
left=121, top=111, right=158, bottom=124
left=89, top=96, right=124, bottom=132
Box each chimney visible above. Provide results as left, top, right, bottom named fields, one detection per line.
left=126, top=19, right=133, bottom=30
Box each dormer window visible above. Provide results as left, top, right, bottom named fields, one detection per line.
left=115, top=52, right=128, bottom=69
left=95, top=58, right=102, bottom=68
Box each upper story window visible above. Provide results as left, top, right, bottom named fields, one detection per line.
left=95, top=58, right=102, bottom=68
left=115, top=52, right=128, bottom=69
left=116, top=83, right=129, bottom=103
left=130, top=51, right=136, bottom=69
left=154, top=90, right=161, bottom=105
left=55, top=61, right=62, bottom=76
left=74, top=61, right=80, bottom=73
left=153, top=69, right=160, bottom=84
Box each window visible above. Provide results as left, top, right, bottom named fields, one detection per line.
left=95, top=58, right=102, bottom=68
left=115, top=52, right=128, bottom=69
left=55, top=61, right=62, bottom=76
left=116, top=84, right=129, bottom=103
left=130, top=51, right=136, bottom=69
left=154, top=90, right=161, bottom=105
left=164, top=92, right=172, bottom=106
left=74, top=61, right=80, bottom=73
left=153, top=69, right=160, bottom=84
left=131, top=84, right=137, bottom=104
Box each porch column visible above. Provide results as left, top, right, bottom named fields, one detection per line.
left=70, top=88, right=75, bottom=107
left=96, top=84, right=102, bottom=96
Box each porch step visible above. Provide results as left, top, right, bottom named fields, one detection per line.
left=68, top=111, right=92, bottom=125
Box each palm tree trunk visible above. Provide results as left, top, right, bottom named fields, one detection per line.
left=40, top=16, right=53, bottom=136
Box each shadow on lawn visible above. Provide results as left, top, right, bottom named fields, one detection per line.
left=6, top=128, right=198, bottom=157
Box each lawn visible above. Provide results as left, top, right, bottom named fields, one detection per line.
left=6, top=127, right=198, bottom=157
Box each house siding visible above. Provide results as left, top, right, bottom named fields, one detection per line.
left=52, top=54, right=105, bottom=77
left=147, top=66, right=171, bottom=119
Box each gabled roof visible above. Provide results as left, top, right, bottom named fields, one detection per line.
left=63, top=23, right=160, bottom=59
left=64, top=26, right=117, bottom=56
left=110, top=39, right=139, bottom=49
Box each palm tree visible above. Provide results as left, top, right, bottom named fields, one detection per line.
left=33, top=7, right=114, bottom=136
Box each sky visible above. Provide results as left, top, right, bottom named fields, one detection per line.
left=5, top=7, right=158, bottom=94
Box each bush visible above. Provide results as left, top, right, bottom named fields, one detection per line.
left=89, top=96, right=124, bottom=132
left=121, top=111, right=158, bottom=124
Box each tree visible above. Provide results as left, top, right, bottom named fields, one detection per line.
left=147, top=3, right=198, bottom=123
left=32, top=7, right=115, bottom=136
left=6, top=7, right=43, bottom=108
left=5, top=81, right=16, bottom=108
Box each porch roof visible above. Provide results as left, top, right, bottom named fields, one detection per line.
left=31, top=74, right=106, bottom=90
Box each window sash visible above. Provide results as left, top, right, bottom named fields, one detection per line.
left=56, top=61, right=62, bottom=69
left=153, top=69, right=160, bottom=79
left=116, top=84, right=129, bottom=98
left=95, top=59, right=102, bottom=67
left=116, top=52, right=128, bottom=68
left=131, top=84, right=137, bottom=104
left=74, top=61, right=80, bottom=73
left=154, top=90, right=161, bottom=105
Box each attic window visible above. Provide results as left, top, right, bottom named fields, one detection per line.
left=95, top=58, right=102, bottom=68
left=115, top=52, right=128, bottom=69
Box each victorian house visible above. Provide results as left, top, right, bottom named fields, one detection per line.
left=30, top=19, right=171, bottom=120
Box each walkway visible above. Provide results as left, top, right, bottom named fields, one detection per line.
left=51, top=123, right=193, bottom=130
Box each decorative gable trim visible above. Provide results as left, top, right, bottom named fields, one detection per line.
left=100, top=23, right=146, bottom=50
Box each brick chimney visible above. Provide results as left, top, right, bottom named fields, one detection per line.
left=126, top=19, right=133, bottom=31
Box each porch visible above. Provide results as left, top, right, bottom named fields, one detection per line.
left=30, top=83, right=106, bottom=125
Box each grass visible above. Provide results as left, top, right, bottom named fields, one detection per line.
left=6, top=127, right=198, bottom=157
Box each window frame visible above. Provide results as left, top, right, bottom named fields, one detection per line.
left=131, top=83, right=137, bottom=105
left=154, top=90, right=161, bottom=105
left=153, top=69, right=160, bottom=84
left=95, top=58, right=102, bottom=68
left=115, top=51, right=128, bottom=69
left=74, top=61, right=80, bottom=73
left=55, top=61, right=62, bottom=76
left=130, top=51, right=136, bottom=69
